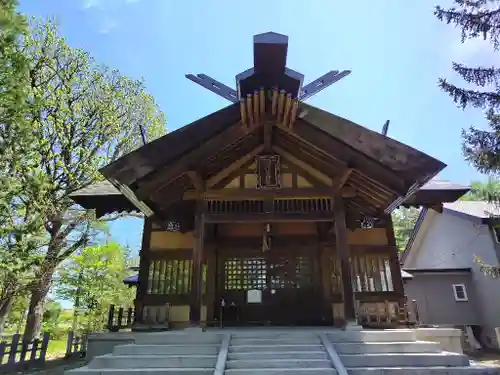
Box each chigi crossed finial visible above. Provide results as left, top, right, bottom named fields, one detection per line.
left=186, top=32, right=351, bottom=104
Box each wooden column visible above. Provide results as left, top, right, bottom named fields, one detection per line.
left=333, top=197, right=356, bottom=322
left=385, top=214, right=404, bottom=297
left=205, top=224, right=218, bottom=326
left=189, top=201, right=205, bottom=325
left=136, top=217, right=153, bottom=324
left=317, top=223, right=333, bottom=322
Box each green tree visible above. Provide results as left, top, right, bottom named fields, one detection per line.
left=460, top=177, right=500, bottom=201
left=435, top=1, right=500, bottom=174
left=0, top=0, right=49, bottom=336
left=392, top=207, right=421, bottom=251
left=436, top=1, right=500, bottom=279
left=18, top=19, right=166, bottom=340
left=56, top=243, right=135, bottom=333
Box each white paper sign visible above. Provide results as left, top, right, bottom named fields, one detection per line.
left=247, top=289, right=262, bottom=304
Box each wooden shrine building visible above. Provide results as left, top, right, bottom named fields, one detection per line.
left=71, top=32, right=469, bottom=329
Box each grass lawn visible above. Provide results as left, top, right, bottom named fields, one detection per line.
left=469, top=350, right=500, bottom=367
left=46, top=338, right=68, bottom=359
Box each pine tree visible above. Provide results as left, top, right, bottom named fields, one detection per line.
left=435, top=0, right=500, bottom=174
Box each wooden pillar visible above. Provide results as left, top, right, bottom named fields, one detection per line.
left=189, top=201, right=205, bottom=325
left=385, top=214, right=404, bottom=297
left=317, top=223, right=333, bottom=322
left=333, top=197, right=356, bottom=322
left=205, top=224, right=218, bottom=326
left=136, top=217, right=153, bottom=324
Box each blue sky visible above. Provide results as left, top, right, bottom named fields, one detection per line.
left=18, top=0, right=494, bottom=255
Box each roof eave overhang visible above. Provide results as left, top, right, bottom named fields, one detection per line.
left=106, top=177, right=154, bottom=217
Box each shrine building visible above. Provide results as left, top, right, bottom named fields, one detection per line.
left=71, top=32, right=468, bottom=329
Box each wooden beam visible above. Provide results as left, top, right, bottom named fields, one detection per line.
left=205, top=212, right=336, bottom=223
left=187, top=170, right=205, bottom=192
left=337, top=168, right=353, bottom=189
left=136, top=122, right=258, bottom=198
left=333, top=196, right=356, bottom=322
left=263, top=122, right=272, bottom=152
left=206, top=145, right=264, bottom=188
left=275, top=124, right=347, bottom=169
left=272, top=146, right=333, bottom=186
left=184, top=186, right=356, bottom=200
left=277, top=149, right=334, bottom=188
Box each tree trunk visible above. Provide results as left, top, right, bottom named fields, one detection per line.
left=23, top=266, right=56, bottom=341
left=0, top=293, right=15, bottom=337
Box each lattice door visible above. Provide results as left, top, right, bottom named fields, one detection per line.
left=223, top=257, right=267, bottom=292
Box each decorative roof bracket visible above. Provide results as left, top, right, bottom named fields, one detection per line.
left=186, top=32, right=350, bottom=105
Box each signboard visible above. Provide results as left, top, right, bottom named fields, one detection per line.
left=247, top=289, right=262, bottom=304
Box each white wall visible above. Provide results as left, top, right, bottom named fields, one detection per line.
left=405, top=211, right=500, bottom=346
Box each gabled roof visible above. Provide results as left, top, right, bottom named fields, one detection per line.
left=401, top=200, right=495, bottom=265
left=70, top=100, right=451, bottom=218
left=443, top=200, right=500, bottom=223
left=402, top=179, right=470, bottom=207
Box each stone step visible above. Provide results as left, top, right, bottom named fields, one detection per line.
left=340, top=352, right=470, bottom=368
left=114, top=344, right=220, bottom=355
left=226, top=359, right=332, bottom=369
left=230, top=337, right=320, bottom=346
left=327, top=330, right=416, bottom=343
left=88, top=354, right=217, bottom=369
left=229, top=331, right=321, bottom=338
left=346, top=367, right=500, bottom=375
left=67, top=367, right=213, bottom=374
left=333, top=341, right=442, bottom=354
left=230, top=344, right=324, bottom=353
left=228, top=351, right=328, bottom=360
left=225, top=369, right=337, bottom=375
left=134, top=333, right=222, bottom=345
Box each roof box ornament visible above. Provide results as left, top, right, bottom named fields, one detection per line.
left=186, top=32, right=351, bottom=123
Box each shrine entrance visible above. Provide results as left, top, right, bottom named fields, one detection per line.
left=214, top=243, right=325, bottom=326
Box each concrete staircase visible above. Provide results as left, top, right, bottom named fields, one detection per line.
left=327, top=329, right=497, bottom=375
left=66, top=329, right=500, bottom=375
left=67, top=332, right=223, bottom=374
left=225, top=331, right=336, bottom=374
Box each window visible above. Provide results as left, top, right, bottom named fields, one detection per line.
left=452, top=284, right=468, bottom=302
left=147, top=259, right=193, bottom=295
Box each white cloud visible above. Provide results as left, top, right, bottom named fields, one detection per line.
left=437, top=20, right=498, bottom=85
left=80, top=0, right=141, bottom=34
left=81, top=0, right=102, bottom=10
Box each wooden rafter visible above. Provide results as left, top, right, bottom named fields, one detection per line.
left=135, top=121, right=261, bottom=198
left=276, top=124, right=346, bottom=169
left=186, top=170, right=205, bottom=192
left=288, top=120, right=407, bottom=194
left=206, top=145, right=264, bottom=188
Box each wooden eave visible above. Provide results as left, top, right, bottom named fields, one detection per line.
left=299, top=104, right=446, bottom=183
left=100, top=103, right=241, bottom=186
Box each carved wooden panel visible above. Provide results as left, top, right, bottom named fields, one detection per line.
left=256, top=155, right=281, bottom=189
